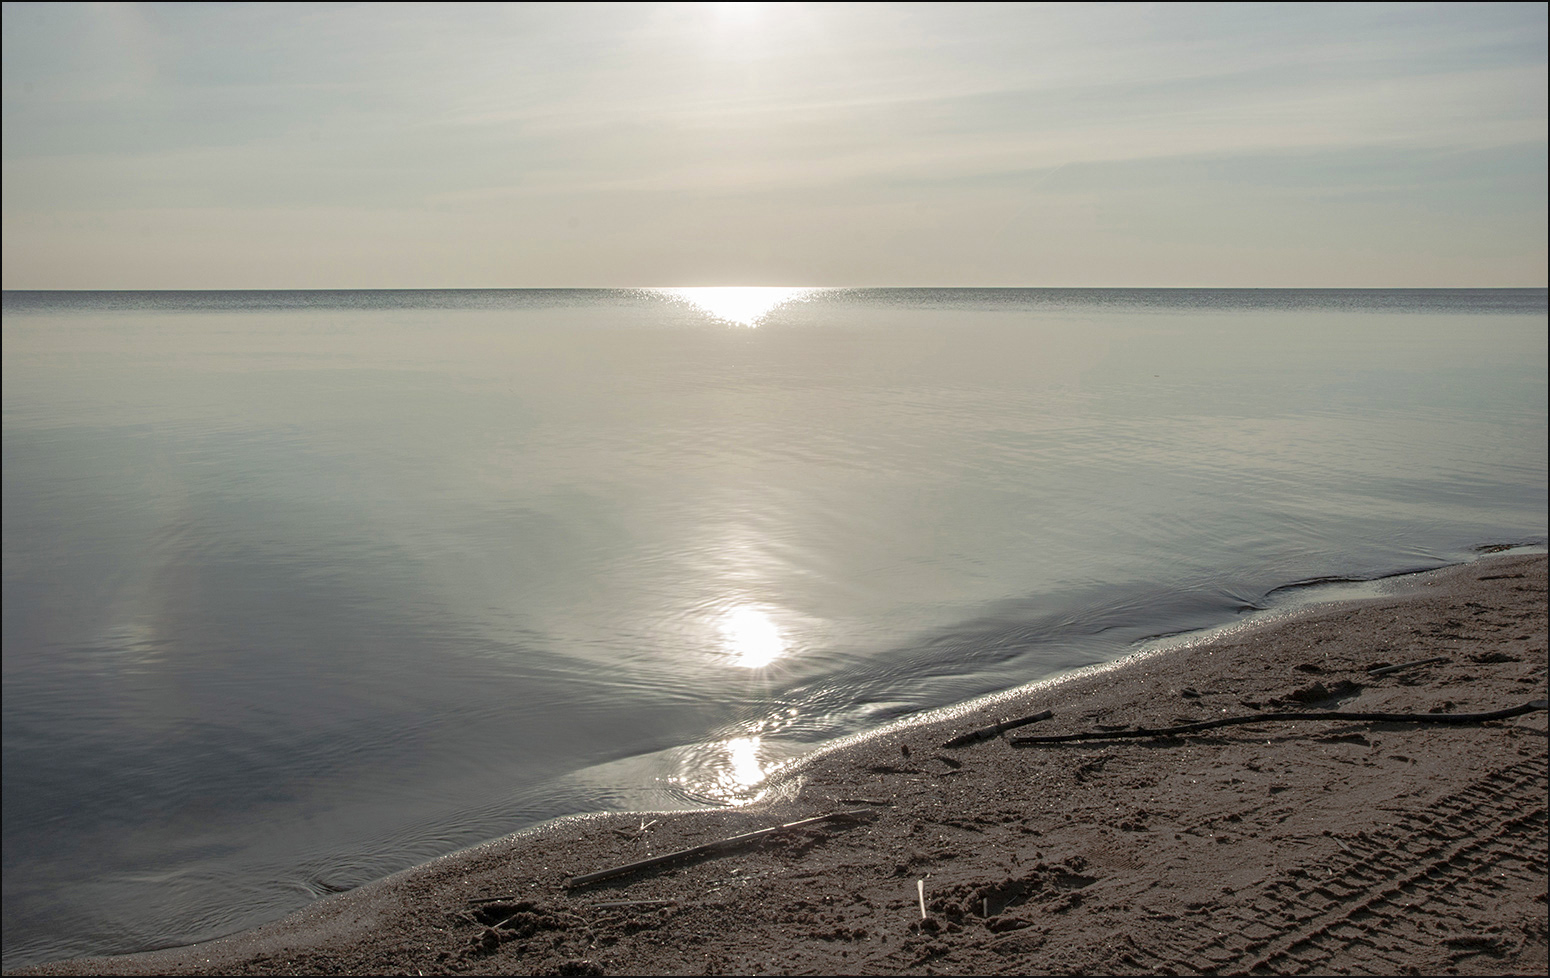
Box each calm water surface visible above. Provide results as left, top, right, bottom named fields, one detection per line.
left=3, top=288, right=1546, bottom=967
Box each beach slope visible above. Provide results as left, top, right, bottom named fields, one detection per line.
left=13, top=554, right=1547, bottom=976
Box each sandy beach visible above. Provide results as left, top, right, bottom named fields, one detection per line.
left=13, top=552, right=1546, bottom=977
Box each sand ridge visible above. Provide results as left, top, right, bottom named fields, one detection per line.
left=12, top=554, right=1547, bottom=976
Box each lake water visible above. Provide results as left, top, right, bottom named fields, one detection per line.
left=3, top=288, right=1546, bottom=968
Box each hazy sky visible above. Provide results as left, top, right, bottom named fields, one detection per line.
left=2, top=2, right=1546, bottom=288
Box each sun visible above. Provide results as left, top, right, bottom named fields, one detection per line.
left=712, top=2, right=765, bottom=30
left=718, top=605, right=786, bottom=668
left=662, top=286, right=815, bottom=327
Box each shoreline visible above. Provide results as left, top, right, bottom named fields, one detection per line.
left=11, top=552, right=1547, bottom=976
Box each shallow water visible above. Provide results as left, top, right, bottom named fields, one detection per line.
left=3, top=288, right=1546, bottom=968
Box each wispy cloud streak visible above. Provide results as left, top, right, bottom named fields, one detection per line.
left=3, top=2, right=1544, bottom=287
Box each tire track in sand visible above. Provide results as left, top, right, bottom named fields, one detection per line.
left=1128, top=753, right=1548, bottom=975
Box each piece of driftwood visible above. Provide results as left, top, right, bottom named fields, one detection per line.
left=1368, top=656, right=1449, bottom=676
left=941, top=709, right=1054, bottom=748
left=567, top=810, right=876, bottom=888
left=1009, top=699, right=1547, bottom=745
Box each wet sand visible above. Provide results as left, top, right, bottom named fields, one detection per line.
left=13, top=554, right=1547, bottom=976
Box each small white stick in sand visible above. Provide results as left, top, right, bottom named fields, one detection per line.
left=917, top=879, right=927, bottom=919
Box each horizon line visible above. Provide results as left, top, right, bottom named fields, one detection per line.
left=4, top=285, right=1547, bottom=293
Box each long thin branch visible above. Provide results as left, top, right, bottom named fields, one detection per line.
left=1368, top=656, right=1449, bottom=676
left=566, top=810, right=876, bottom=888
left=1009, top=699, right=1547, bottom=746
left=942, top=709, right=1054, bottom=748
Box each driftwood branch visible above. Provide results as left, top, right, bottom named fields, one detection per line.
left=567, top=810, right=877, bottom=888
left=941, top=709, right=1054, bottom=748
left=1367, top=656, right=1449, bottom=676
left=1009, top=699, right=1547, bottom=746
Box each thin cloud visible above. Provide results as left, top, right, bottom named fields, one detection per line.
left=2, top=2, right=1544, bottom=287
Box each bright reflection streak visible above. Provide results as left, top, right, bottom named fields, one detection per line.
left=664, top=287, right=815, bottom=327
left=676, top=735, right=770, bottom=803
left=719, top=736, right=766, bottom=795
left=719, top=605, right=785, bottom=668
left=673, top=713, right=802, bottom=804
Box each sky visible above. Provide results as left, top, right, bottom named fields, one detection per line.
left=1, top=1, right=1546, bottom=289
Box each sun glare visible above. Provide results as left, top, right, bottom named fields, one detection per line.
left=719, top=735, right=767, bottom=793
left=677, top=733, right=773, bottom=803
left=663, top=286, right=815, bottom=327
left=718, top=605, right=786, bottom=668
left=712, top=2, right=765, bottom=30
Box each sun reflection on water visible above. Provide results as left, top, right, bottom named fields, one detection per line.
left=662, top=287, right=816, bottom=327
left=718, top=735, right=767, bottom=796
left=674, top=731, right=790, bottom=805
left=719, top=605, right=785, bottom=668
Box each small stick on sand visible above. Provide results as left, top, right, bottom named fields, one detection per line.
left=1368, top=656, right=1449, bottom=676
left=941, top=709, right=1054, bottom=748
left=917, top=879, right=927, bottom=919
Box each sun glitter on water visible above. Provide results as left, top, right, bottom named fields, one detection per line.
left=672, top=731, right=781, bottom=804
left=718, top=605, right=786, bottom=668
left=662, top=287, right=816, bottom=327
left=715, top=735, right=767, bottom=796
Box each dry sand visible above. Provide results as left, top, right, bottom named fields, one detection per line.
left=13, top=554, right=1547, bottom=976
